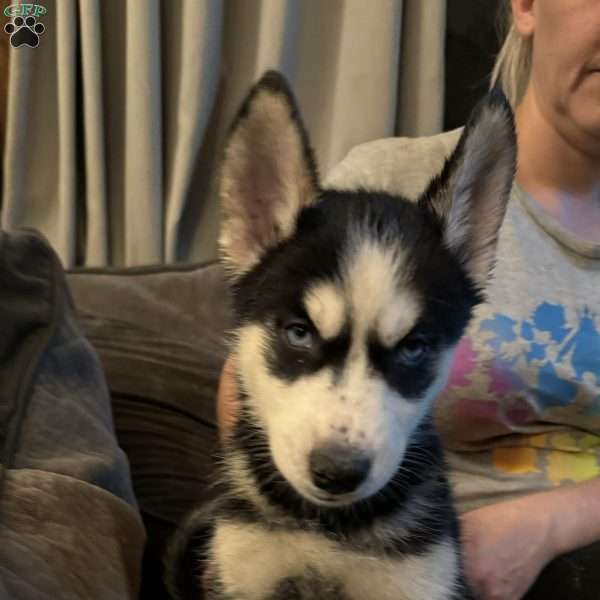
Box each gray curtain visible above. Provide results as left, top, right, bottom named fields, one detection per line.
left=1, top=0, right=446, bottom=267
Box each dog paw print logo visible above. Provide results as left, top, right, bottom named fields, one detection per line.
left=3, top=4, right=47, bottom=48
left=4, top=16, right=44, bottom=47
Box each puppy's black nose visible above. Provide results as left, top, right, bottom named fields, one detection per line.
left=309, top=445, right=371, bottom=495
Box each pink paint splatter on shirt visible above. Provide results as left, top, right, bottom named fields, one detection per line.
left=487, top=358, right=517, bottom=397
left=453, top=398, right=499, bottom=422
left=448, top=338, right=477, bottom=387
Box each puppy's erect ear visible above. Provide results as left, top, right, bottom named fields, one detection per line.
left=219, top=70, right=320, bottom=277
left=421, top=89, right=517, bottom=289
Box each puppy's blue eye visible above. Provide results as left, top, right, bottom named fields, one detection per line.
left=285, top=323, right=313, bottom=349
left=395, top=338, right=429, bottom=365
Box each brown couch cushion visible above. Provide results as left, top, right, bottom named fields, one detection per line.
left=66, top=261, right=232, bottom=598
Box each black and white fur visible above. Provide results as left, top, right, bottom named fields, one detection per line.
left=166, top=71, right=516, bottom=600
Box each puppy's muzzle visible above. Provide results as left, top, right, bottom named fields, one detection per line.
left=309, top=445, right=371, bottom=495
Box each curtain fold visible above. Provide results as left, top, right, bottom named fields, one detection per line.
left=79, top=0, right=108, bottom=266
left=164, top=0, right=222, bottom=263
left=397, top=0, right=446, bottom=137
left=125, top=0, right=162, bottom=265
left=56, top=0, right=77, bottom=266
left=2, top=32, right=33, bottom=233
left=1, top=0, right=447, bottom=268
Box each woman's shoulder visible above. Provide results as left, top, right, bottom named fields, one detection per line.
left=325, top=128, right=463, bottom=200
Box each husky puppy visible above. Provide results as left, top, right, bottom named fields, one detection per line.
left=166, top=71, right=516, bottom=600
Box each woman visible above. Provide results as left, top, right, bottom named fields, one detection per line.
left=217, top=1, right=600, bottom=598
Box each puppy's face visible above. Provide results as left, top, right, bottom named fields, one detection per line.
left=220, top=72, right=516, bottom=507
left=234, top=206, right=475, bottom=506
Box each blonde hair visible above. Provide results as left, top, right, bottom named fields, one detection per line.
left=490, top=1, right=533, bottom=106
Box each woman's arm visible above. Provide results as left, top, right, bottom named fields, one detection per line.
left=548, top=477, right=600, bottom=554
left=460, top=478, right=600, bottom=600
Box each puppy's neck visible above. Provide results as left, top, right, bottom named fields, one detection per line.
left=223, top=405, right=445, bottom=540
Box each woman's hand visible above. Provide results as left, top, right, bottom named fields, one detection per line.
left=460, top=494, right=557, bottom=600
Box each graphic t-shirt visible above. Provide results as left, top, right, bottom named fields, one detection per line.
left=327, top=129, right=600, bottom=513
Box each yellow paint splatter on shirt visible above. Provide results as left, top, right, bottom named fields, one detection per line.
left=551, top=433, right=584, bottom=453
left=492, top=433, right=600, bottom=482
left=529, top=434, right=548, bottom=449
left=492, top=446, right=540, bottom=474
left=577, top=435, right=600, bottom=451
left=547, top=450, right=600, bottom=485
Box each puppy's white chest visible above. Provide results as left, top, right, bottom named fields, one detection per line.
left=212, top=522, right=458, bottom=600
